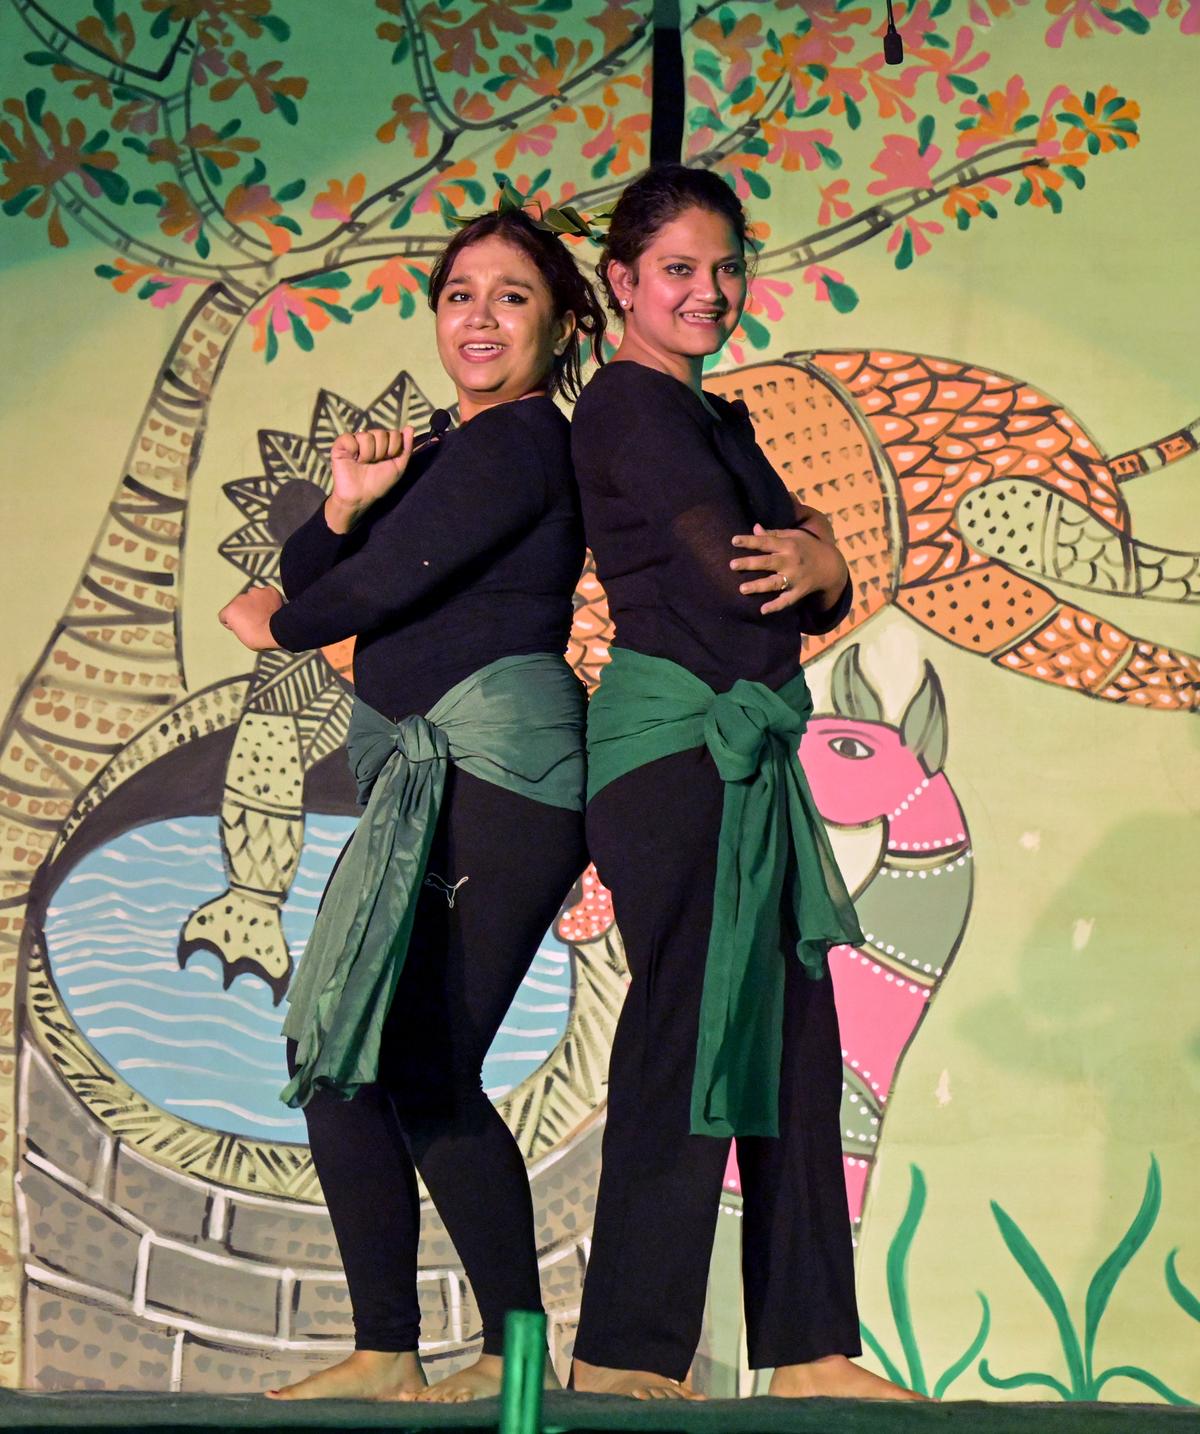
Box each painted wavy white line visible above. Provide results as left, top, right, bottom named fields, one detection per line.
left=126, top=833, right=222, bottom=858
left=66, top=978, right=283, bottom=1024
left=534, top=947, right=569, bottom=964
left=49, top=928, right=178, bottom=954
left=287, top=884, right=329, bottom=899
left=55, top=960, right=179, bottom=980
left=520, top=977, right=569, bottom=995
left=486, top=1051, right=550, bottom=1063
left=162, top=1098, right=304, bottom=1130
left=299, top=844, right=346, bottom=858
left=46, top=893, right=196, bottom=918
left=307, top=824, right=355, bottom=841
left=118, top=1058, right=284, bottom=1087
left=496, top=1025, right=559, bottom=1039
left=513, top=1001, right=569, bottom=1014
left=62, top=873, right=223, bottom=893
left=100, top=849, right=224, bottom=874
left=76, top=1003, right=282, bottom=1045
left=83, top=1028, right=283, bottom=1070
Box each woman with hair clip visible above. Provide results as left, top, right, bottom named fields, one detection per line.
left=218, top=202, right=606, bottom=1404
left=568, top=165, right=921, bottom=1403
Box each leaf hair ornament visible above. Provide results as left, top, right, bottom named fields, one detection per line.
left=449, top=175, right=614, bottom=245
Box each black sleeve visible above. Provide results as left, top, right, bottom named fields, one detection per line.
left=799, top=572, right=853, bottom=635
left=268, top=408, right=548, bottom=653
left=277, top=502, right=359, bottom=600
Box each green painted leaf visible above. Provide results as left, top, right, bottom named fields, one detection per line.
left=137, top=279, right=169, bottom=300
left=274, top=92, right=299, bottom=125
left=535, top=32, right=556, bottom=62
left=1084, top=1157, right=1160, bottom=1381
left=744, top=168, right=770, bottom=200
left=219, top=117, right=243, bottom=138
left=948, top=74, right=978, bottom=95
left=312, top=299, right=352, bottom=324
left=1045, top=186, right=1063, bottom=214
left=695, top=50, right=722, bottom=84
left=265, top=324, right=279, bottom=364
left=720, top=6, right=736, bottom=38
left=689, top=106, right=722, bottom=130
left=956, top=208, right=971, bottom=231
left=739, top=312, right=771, bottom=349
left=895, top=228, right=914, bottom=269
left=273, top=215, right=302, bottom=234
left=980, top=199, right=998, bottom=218
left=133, top=188, right=164, bottom=206
left=260, top=14, right=291, bottom=41
left=917, top=114, right=935, bottom=155
left=82, top=129, right=111, bottom=154
left=94, top=263, right=120, bottom=279
left=1166, top=1251, right=1200, bottom=1323
left=799, top=96, right=831, bottom=119
left=389, top=195, right=417, bottom=229
left=244, top=158, right=267, bottom=189
left=845, top=95, right=861, bottom=130
left=391, top=37, right=410, bottom=64
left=1015, top=177, right=1033, bottom=205
left=1061, top=165, right=1085, bottom=189
left=730, top=76, right=755, bottom=106
left=288, top=310, right=314, bottom=351
left=814, top=141, right=842, bottom=170
left=150, top=8, right=172, bottom=39
left=484, top=75, right=510, bottom=93
left=991, top=1199, right=1085, bottom=1393
left=924, top=31, right=951, bottom=48
left=886, top=1165, right=929, bottom=1395
left=275, top=177, right=306, bottom=202
left=537, top=0, right=572, bottom=11
left=934, top=1293, right=990, bottom=1398
left=82, top=164, right=129, bottom=204
left=201, top=154, right=223, bottom=186
left=398, top=289, right=416, bottom=319
left=122, top=136, right=149, bottom=154
left=22, top=52, right=61, bottom=68
left=977, top=1362, right=1072, bottom=1399
left=590, top=146, right=617, bottom=179
left=26, top=88, right=46, bottom=127
left=1090, top=1366, right=1196, bottom=1406
left=195, top=227, right=210, bottom=259
left=352, top=287, right=383, bottom=312
left=824, top=277, right=858, bottom=313
left=2, top=186, right=40, bottom=217
left=1015, top=114, right=1040, bottom=130
left=1102, top=92, right=1127, bottom=116
left=1112, top=7, right=1151, bottom=31
left=95, top=0, right=118, bottom=35
left=766, top=28, right=782, bottom=53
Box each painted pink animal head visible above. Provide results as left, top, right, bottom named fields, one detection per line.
left=800, top=647, right=965, bottom=851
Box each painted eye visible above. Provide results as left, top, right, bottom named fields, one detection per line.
left=830, top=736, right=873, bottom=760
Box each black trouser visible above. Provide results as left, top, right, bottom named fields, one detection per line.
left=290, top=766, right=587, bottom=1355
left=573, top=747, right=860, bottom=1379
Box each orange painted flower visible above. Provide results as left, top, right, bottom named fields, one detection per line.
left=377, top=94, right=430, bottom=153
left=224, top=181, right=292, bottom=254
left=1059, top=86, right=1140, bottom=154
left=311, top=173, right=367, bottom=224
left=693, top=11, right=764, bottom=87
left=156, top=181, right=203, bottom=241
left=956, top=76, right=1031, bottom=158
left=365, top=255, right=429, bottom=306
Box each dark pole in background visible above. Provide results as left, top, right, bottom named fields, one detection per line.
left=649, top=0, right=684, bottom=164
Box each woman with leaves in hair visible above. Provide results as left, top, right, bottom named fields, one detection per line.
left=219, top=201, right=605, bottom=1404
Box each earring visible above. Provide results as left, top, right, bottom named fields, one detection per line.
left=620, top=299, right=629, bottom=309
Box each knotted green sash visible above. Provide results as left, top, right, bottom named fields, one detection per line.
left=281, top=652, right=585, bottom=1108
left=586, top=646, right=862, bottom=1138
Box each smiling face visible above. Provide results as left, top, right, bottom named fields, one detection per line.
left=434, top=233, right=575, bottom=421
left=607, top=205, right=747, bottom=380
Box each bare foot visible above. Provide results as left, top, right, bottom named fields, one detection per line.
left=572, top=1357, right=704, bottom=1401
left=414, top=1351, right=560, bottom=1404
left=768, top=1355, right=930, bottom=1400
left=265, top=1349, right=426, bottom=1401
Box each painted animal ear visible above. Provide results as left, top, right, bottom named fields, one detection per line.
left=830, top=644, right=884, bottom=722
left=901, top=661, right=948, bottom=774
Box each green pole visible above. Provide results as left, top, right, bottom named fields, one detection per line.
left=499, top=1309, right=547, bottom=1434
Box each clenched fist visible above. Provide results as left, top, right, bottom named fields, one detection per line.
left=326, top=426, right=415, bottom=533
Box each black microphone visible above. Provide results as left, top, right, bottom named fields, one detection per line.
left=884, top=0, right=904, bottom=63
left=415, top=408, right=453, bottom=449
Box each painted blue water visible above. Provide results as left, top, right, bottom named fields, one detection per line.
left=43, top=817, right=573, bottom=1142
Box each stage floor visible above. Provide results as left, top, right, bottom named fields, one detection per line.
left=0, top=1392, right=1196, bottom=1433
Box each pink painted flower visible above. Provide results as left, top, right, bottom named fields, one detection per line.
left=248, top=283, right=343, bottom=353
left=803, top=264, right=849, bottom=303
left=310, top=173, right=367, bottom=224
left=818, top=179, right=853, bottom=227
left=886, top=216, right=944, bottom=261
left=745, top=276, right=793, bottom=322
left=867, top=133, right=942, bottom=196
left=909, top=26, right=990, bottom=104
left=760, top=116, right=834, bottom=172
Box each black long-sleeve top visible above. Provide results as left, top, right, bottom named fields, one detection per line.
left=570, top=361, right=852, bottom=694
left=269, top=395, right=583, bottom=720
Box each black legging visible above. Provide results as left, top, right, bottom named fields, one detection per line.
left=290, top=765, right=586, bottom=1354
left=573, top=747, right=860, bottom=1379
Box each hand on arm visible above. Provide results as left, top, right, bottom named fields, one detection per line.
left=729, top=511, right=849, bottom=617
left=218, top=585, right=283, bottom=651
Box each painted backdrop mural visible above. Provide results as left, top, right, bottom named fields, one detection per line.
left=0, top=0, right=1197, bottom=1401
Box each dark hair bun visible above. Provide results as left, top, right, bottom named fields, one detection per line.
left=597, top=164, right=751, bottom=316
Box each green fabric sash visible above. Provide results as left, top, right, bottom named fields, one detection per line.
left=280, top=652, right=585, bottom=1108
left=586, top=646, right=863, bottom=1139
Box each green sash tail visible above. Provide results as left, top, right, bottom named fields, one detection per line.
left=586, top=646, right=862, bottom=1139
left=280, top=653, right=585, bottom=1108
